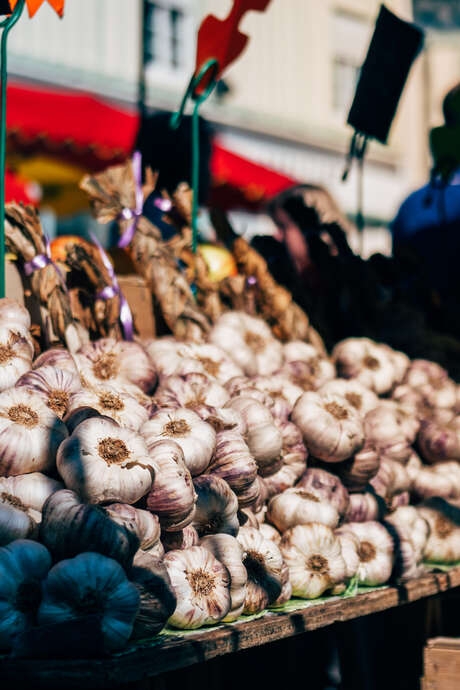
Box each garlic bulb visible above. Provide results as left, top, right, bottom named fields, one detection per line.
left=319, top=379, right=378, bottom=417
left=206, top=430, right=258, bottom=507
left=344, top=492, right=382, bottom=523
left=0, top=472, right=63, bottom=514
left=283, top=341, right=322, bottom=364
left=339, top=521, right=394, bottom=585
left=38, top=552, right=140, bottom=651
left=143, top=337, right=190, bottom=379
left=181, top=343, right=244, bottom=384
left=0, top=388, right=68, bottom=476
left=162, top=525, right=199, bottom=552
left=0, top=500, right=38, bottom=545
left=226, top=396, right=282, bottom=476
left=386, top=506, right=429, bottom=564
left=0, top=298, right=31, bottom=331
left=280, top=523, right=346, bottom=599
left=252, top=375, right=303, bottom=410
left=336, top=530, right=360, bottom=580
left=141, top=408, right=216, bottom=477
left=418, top=504, right=460, bottom=563
left=200, top=533, right=247, bottom=622
left=239, top=507, right=260, bottom=529
left=57, top=418, right=154, bottom=504
left=259, top=523, right=282, bottom=544
left=297, top=468, right=349, bottom=517
left=33, top=347, right=78, bottom=374
left=404, top=359, right=450, bottom=390
left=0, top=326, right=33, bottom=392
left=279, top=358, right=335, bottom=392
left=0, top=539, right=51, bottom=650
left=192, top=475, right=239, bottom=537
left=267, top=487, right=339, bottom=532
left=154, top=373, right=229, bottom=411
left=335, top=442, right=380, bottom=493
left=369, top=458, right=410, bottom=505
left=363, top=405, right=412, bottom=465
left=209, top=311, right=283, bottom=376
left=146, top=439, right=196, bottom=531
left=75, top=337, right=156, bottom=393
left=292, top=391, right=364, bottom=463
left=64, top=406, right=112, bottom=434
left=332, top=338, right=397, bottom=395
left=380, top=345, right=410, bottom=385
left=129, top=557, right=176, bottom=640
left=418, top=416, right=460, bottom=464
left=225, top=378, right=288, bottom=423
left=67, top=385, right=149, bottom=431
left=164, top=546, right=231, bottom=628
left=40, top=489, right=139, bottom=567
left=411, top=461, right=460, bottom=501
left=271, top=560, right=292, bottom=607
left=237, top=526, right=283, bottom=613
left=105, top=503, right=161, bottom=552
left=16, top=365, right=82, bottom=419
left=373, top=400, right=420, bottom=444
left=264, top=422, right=307, bottom=499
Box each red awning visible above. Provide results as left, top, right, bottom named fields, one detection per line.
left=5, top=168, right=39, bottom=205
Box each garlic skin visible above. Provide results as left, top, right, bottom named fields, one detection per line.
left=418, top=505, right=460, bottom=563
left=201, top=533, right=247, bottom=622
left=40, top=489, right=139, bottom=568
left=146, top=439, right=196, bottom=531
left=207, top=430, right=258, bottom=507
left=129, top=557, right=177, bottom=640
left=319, top=379, right=379, bottom=417
left=292, top=391, right=364, bottom=463
left=0, top=473, right=63, bottom=514
left=164, top=546, right=231, bottom=629
left=154, top=373, right=230, bottom=411
left=33, top=347, right=78, bottom=374
left=404, top=359, right=450, bottom=390
left=336, top=530, right=360, bottom=580
left=0, top=326, right=33, bottom=392
left=142, top=408, right=216, bottom=477
left=162, top=525, right=199, bottom=552
left=369, top=458, right=410, bottom=505
left=192, top=475, right=239, bottom=537
left=280, top=523, right=346, bottom=599
left=16, top=365, right=82, bottom=419
left=297, top=468, right=349, bottom=517
left=418, top=417, right=460, bottom=464
left=105, top=504, right=161, bottom=552
left=252, top=375, right=303, bottom=410
left=0, top=501, right=38, bottom=545
left=363, top=405, right=412, bottom=465
left=380, top=346, right=410, bottom=385
left=237, top=526, right=283, bottom=613
left=386, top=506, right=429, bottom=564
left=57, top=418, right=155, bottom=505
left=267, top=487, right=339, bottom=532
left=38, top=552, right=140, bottom=652
left=259, top=523, right=282, bottom=544
left=412, top=461, right=460, bottom=501
left=67, top=385, right=149, bottom=431
left=0, top=298, right=31, bottom=331
left=227, top=396, right=282, bottom=476
left=0, top=539, right=51, bottom=650
left=0, top=388, right=68, bottom=477
left=344, top=492, right=381, bottom=523
left=332, top=338, right=397, bottom=395
left=279, top=358, right=336, bottom=392
left=283, top=341, right=322, bottom=364
left=264, top=422, right=307, bottom=499
left=270, top=561, right=292, bottom=607
left=339, top=521, right=394, bottom=585
left=76, top=338, right=156, bottom=393
left=181, top=343, right=244, bottom=385
left=335, top=442, right=380, bottom=493
left=209, top=311, right=283, bottom=377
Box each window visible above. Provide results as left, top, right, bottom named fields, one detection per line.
left=144, top=0, right=193, bottom=77
left=332, top=10, right=371, bottom=117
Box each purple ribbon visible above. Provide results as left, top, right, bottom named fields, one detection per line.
left=24, top=234, right=68, bottom=292
left=90, top=233, right=134, bottom=341
left=117, top=151, right=144, bottom=248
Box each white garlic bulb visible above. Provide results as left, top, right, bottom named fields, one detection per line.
left=192, top=475, right=239, bottom=537
left=226, top=396, right=282, bottom=476
left=207, top=429, right=258, bottom=507
left=0, top=500, right=38, bottom=545
left=380, top=345, right=410, bottom=385
left=141, top=408, right=216, bottom=477
left=0, top=388, right=68, bottom=476
left=418, top=416, right=460, bottom=464
left=237, top=526, right=283, bottom=613
left=297, top=468, right=349, bottom=517
left=164, top=546, right=231, bottom=628
left=200, top=533, right=247, bottom=622
left=0, top=298, right=31, bottom=331
left=386, top=506, right=429, bottom=564
left=335, top=441, right=380, bottom=493
left=0, top=326, right=33, bottom=392
left=283, top=341, right=321, bottom=364
left=339, top=521, right=394, bottom=585
left=75, top=337, right=156, bottom=393
left=259, top=523, right=282, bottom=544
left=412, top=461, right=460, bottom=502
left=332, top=338, right=397, bottom=394
left=57, top=417, right=154, bottom=504
left=145, top=439, right=196, bottom=531
left=418, top=504, right=460, bottom=563
left=67, top=384, right=149, bottom=431
left=336, top=530, right=360, bottom=580
left=270, top=560, right=292, bottom=607
left=182, top=343, right=244, bottom=384
left=0, top=472, right=63, bottom=515
left=267, top=487, right=339, bottom=532
left=0, top=539, right=51, bottom=650
left=105, top=503, right=161, bottom=552
left=16, top=365, right=82, bottom=419
left=33, top=347, right=78, bottom=374
left=38, top=552, right=140, bottom=651
left=263, top=421, right=307, bottom=499
left=154, top=373, right=229, bottom=411
left=279, top=358, right=336, bottom=392
left=319, top=379, right=379, bottom=417
left=280, top=523, right=346, bottom=599
left=344, top=492, right=381, bottom=523
left=363, top=405, right=413, bottom=465
left=292, top=391, right=364, bottom=463
left=209, top=311, right=283, bottom=376
left=404, top=359, right=449, bottom=390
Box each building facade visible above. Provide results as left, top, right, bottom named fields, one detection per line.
left=6, top=0, right=460, bottom=241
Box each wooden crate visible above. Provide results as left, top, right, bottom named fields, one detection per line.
left=117, top=275, right=156, bottom=338
left=422, top=637, right=460, bottom=689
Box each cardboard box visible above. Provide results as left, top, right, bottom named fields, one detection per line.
left=117, top=275, right=155, bottom=339
left=422, top=637, right=460, bottom=689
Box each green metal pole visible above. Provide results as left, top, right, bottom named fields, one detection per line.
left=0, top=0, right=25, bottom=298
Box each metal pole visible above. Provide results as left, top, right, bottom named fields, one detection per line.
left=0, top=0, right=25, bottom=298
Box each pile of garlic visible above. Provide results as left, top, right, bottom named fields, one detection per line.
left=1, top=303, right=460, bottom=653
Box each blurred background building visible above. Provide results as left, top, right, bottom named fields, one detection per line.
left=4, top=0, right=460, bottom=252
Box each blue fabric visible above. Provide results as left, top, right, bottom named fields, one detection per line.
left=391, top=176, right=460, bottom=298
